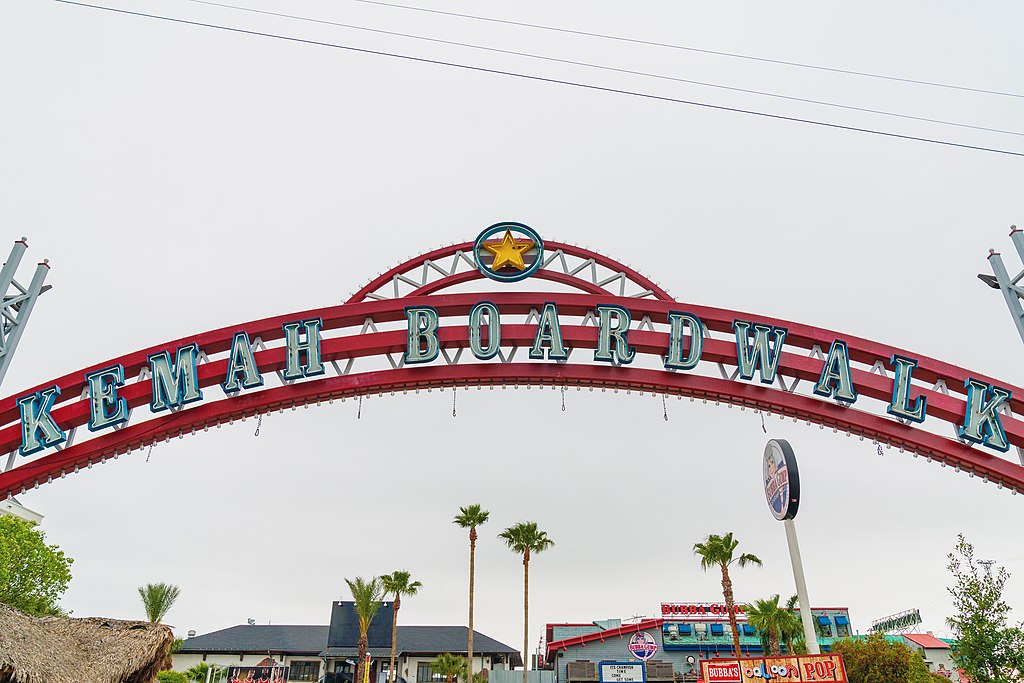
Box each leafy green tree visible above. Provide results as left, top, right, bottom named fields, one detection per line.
left=431, top=653, right=467, bottom=683
left=156, top=672, right=189, bottom=683
left=945, top=534, right=1024, bottom=682
left=185, top=662, right=230, bottom=682
left=746, top=595, right=785, bottom=655
left=693, top=532, right=762, bottom=657
left=0, top=514, right=73, bottom=616
left=381, top=571, right=422, bottom=683
left=499, top=522, right=554, bottom=683
left=832, top=634, right=938, bottom=683
left=347, top=576, right=385, bottom=683
left=139, top=582, right=181, bottom=623
left=454, top=504, right=490, bottom=683
left=779, top=595, right=809, bottom=655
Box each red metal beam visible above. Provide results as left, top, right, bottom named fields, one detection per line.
left=2, top=293, right=1021, bottom=426
left=1, top=363, right=1022, bottom=499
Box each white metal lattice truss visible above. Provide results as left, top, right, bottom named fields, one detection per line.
left=0, top=238, right=49, bottom=389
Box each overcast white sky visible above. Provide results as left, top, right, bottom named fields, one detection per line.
left=2, top=0, right=1023, bottom=656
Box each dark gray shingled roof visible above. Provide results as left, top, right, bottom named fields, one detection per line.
left=178, top=625, right=328, bottom=654
left=180, top=625, right=521, bottom=665
left=397, top=626, right=519, bottom=657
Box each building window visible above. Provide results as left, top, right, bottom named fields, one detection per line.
left=417, top=663, right=449, bottom=682
left=290, top=661, right=320, bottom=682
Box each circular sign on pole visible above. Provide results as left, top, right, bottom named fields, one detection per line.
left=627, top=631, right=658, bottom=661
left=763, top=439, right=800, bottom=521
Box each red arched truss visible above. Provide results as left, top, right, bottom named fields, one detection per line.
left=1, top=241, right=1022, bottom=498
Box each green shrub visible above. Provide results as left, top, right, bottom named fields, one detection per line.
left=157, top=671, right=189, bottom=683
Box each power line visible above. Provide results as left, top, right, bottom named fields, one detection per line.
left=177, top=0, right=1024, bottom=138
left=352, top=0, right=1024, bottom=100
left=54, top=0, right=1024, bottom=159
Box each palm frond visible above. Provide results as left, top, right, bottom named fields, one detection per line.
left=736, top=553, right=763, bottom=568
left=454, top=504, right=490, bottom=529
left=345, top=576, right=384, bottom=632
left=499, top=521, right=554, bottom=554
left=381, top=571, right=422, bottom=597
left=138, top=582, right=181, bottom=624
left=431, top=653, right=467, bottom=682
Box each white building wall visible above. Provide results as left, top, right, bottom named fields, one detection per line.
left=172, top=653, right=325, bottom=677
left=401, top=655, right=493, bottom=682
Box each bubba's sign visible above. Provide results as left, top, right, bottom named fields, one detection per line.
left=661, top=602, right=747, bottom=620
left=700, top=655, right=846, bottom=682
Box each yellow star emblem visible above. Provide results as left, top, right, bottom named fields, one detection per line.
left=482, top=228, right=535, bottom=272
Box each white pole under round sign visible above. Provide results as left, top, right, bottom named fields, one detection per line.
left=763, top=439, right=820, bottom=655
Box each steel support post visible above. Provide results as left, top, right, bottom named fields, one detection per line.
left=986, top=227, right=1024, bottom=345
left=784, top=519, right=820, bottom=655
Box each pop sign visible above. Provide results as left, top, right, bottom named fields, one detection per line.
left=763, top=439, right=800, bottom=521
left=627, top=631, right=658, bottom=661
left=701, top=655, right=846, bottom=682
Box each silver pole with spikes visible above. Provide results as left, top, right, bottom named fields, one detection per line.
left=980, top=226, right=1024, bottom=345
left=0, top=238, right=50, bottom=388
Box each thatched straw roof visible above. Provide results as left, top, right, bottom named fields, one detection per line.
left=0, top=603, right=173, bottom=683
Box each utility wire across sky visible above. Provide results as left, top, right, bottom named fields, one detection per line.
left=179, top=0, right=1024, bottom=138
left=352, top=0, right=1024, bottom=100
left=54, top=0, right=1024, bottom=159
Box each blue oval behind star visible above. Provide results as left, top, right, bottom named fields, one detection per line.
left=474, top=222, right=544, bottom=283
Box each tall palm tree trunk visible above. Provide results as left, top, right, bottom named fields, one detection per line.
left=389, top=594, right=401, bottom=683
left=720, top=564, right=741, bottom=658
left=357, top=633, right=369, bottom=683
left=769, top=628, right=781, bottom=657
left=522, top=549, right=530, bottom=683
left=468, top=526, right=477, bottom=683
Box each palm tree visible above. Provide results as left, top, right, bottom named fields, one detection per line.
left=381, top=571, right=423, bottom=683
left=453, top=504, right=490, bottom=683
left=778, top=595, right=804, bottom=654
left=746, top=595, right=785, bottom=656
left=692, top=532, right=762, bottom=657
left=430, top=653, right=467, bottom=683
left=138, top=582, right=181, bottom=624
left=347, top=576, right=385, bottom=683
left=499, top=522, right=554, bottom=683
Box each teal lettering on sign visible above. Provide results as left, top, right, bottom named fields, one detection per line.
left=18, top=385, right=66, bottom=455
left=11, top=300, right=1016, bottom=463
left=149, top=343, right=203, bottom=412
left=733, top=320, right=788, bottom=384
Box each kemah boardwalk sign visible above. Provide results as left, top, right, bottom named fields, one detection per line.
left=2, top=222, right=1023, bottom=498
left=870, top=608, right=923, bottom=634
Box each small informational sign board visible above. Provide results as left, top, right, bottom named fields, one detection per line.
left=599, top=662, right=646, bottom=683
left=700, top=654, right=846, bottom=683
left=627, top=632, right=658, bottom=661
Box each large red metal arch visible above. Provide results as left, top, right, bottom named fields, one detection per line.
left=1, top=241, right=1022, bottom=498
